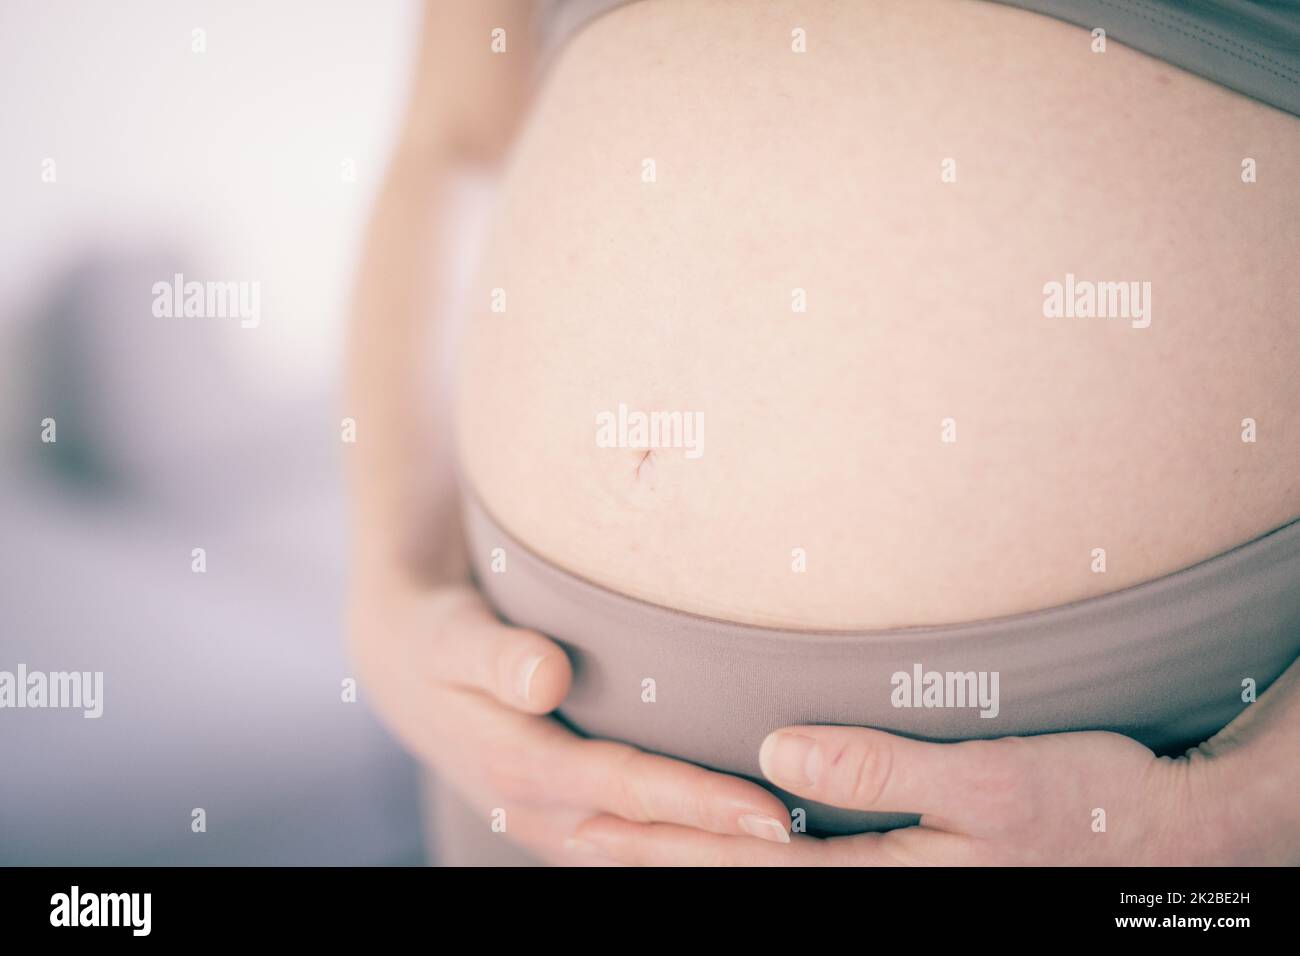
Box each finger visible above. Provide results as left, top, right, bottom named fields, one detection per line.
left=351, top=630, right=570, bottom=772
left=564, top=741, right=795, bottom=844
left=412, top=586, right=572, bottom=713
left=570, top=816, right=979, bottom=867
left=760, top=725, right=1019, bottom=823
left=822, top=826, right=983, bottom=866
left=433, top=690, right=794, bottom=843
left=571, top=816, right=979, bottom=867
left=435, top=788, right=626, bottom=867
left=567, top=816, right=814, bottom=866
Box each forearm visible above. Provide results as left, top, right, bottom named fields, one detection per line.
left=344, top=0, right=536, bottom=596
left=345, top=142, right=464, bottom=591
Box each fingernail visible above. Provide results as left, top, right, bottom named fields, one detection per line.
left=761, top=733, right=823, bottom=788
left=738, top=814, right=790, bottom=844
left=520, top=654, right=547, bottom=704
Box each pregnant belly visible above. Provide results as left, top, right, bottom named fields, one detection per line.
left=455, top=0, right=1300, bottom=630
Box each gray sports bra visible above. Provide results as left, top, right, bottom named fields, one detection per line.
left=536, top=0, right=1300, bottom=117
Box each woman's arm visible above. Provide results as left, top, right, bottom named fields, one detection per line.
left=346, top=0, right=536, bottom=587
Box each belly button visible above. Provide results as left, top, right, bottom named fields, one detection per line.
left=635, top=449, right=657, bottom=484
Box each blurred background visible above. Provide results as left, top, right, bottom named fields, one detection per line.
left=0, top=0, right=439, bottom=864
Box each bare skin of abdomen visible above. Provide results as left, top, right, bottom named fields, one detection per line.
left=455, top=0, right=1300, bottom=630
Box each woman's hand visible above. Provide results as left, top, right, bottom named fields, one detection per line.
left=569, top=657, right=1300, bottom=865
left=347, top=577, right=794, bottom=865
left=571, top=728, right=1194, bottom=865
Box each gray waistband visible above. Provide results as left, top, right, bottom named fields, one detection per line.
left=535, top=0, right=1300, bottom=117
left=463, top=489, right=1300, bottom=835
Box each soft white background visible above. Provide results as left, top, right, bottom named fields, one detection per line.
left=0, top=0, right=448, bottom=864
